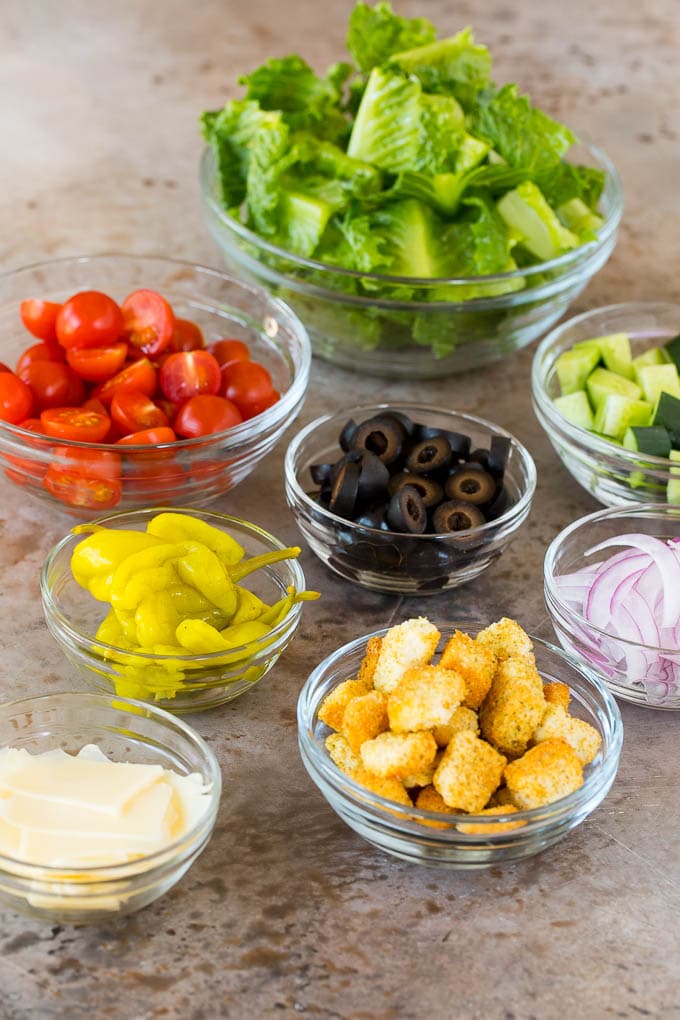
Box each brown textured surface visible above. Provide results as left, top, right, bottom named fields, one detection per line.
left=1, top=1, right=680, bottom=1017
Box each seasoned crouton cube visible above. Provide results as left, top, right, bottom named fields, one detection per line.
left=373, top=618, right=440, bottom=694
left=415, top=784, right=457, bottom=828
left=325, top=733, right=362, bottom=776
left=341, top=690, right=389, bottom=753
left=543, top=681, right=571, bottom=712
left=433, top=731, right=506, bottom=813
left=504, top=738, right=583, bottom=809
left=533, top=704, right=602, bottom=765
left=387, top=666, right=466, bottom=733
left=486, top=785, right=518, bottom=808
left=353, top=767, right=413, bottom=807
left=318, top=676, right=372, bottom=731
left=457, top=805, right=525, bottom=834
left=360, top=730, right=437, bottom=780
left=476, top=618, right=533, bottom=660
left=357, top=636, right=382, bottom=687
left=403, top=750, right=443, bottom=789
left=433, top=706, right=479, bottom=748
left=479, top=655, right=546, bottom=757
left=440, top=630, right=496, bottom=709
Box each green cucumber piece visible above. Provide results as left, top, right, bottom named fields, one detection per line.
left=576, top=333, right=633, bottom=379
left=632, top=346, right=671, bottom=385
left=667, top=450, right=680, bottom=503
left=653, top=391, right=680, bottom=447
left=586, top=367, right=642, bottom=410
left=593, top=395, right=651, bottom=440
left=554, top=347, right=600, bottom=395
left=553, top=391, right=595, bottom=430
left=664, top=334, right=680, bottom=370
left=622, top=425, right=672, bottom=457
left=637, top=363, right=680, bottom=404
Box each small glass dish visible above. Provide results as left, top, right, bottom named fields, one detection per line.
left=297, top=625, right=622, bottom=869
left=201, top=141, right=622, bottom=379
left=532, top=301, right=680, bottom=507
left=0, top=691, right=221, bottom=923
left=544, top=502, right=680, bottom=709
left=40, top=507, right=308, bottom=713
left=0, top=255, right=311, bottom=517
left=284, top=403, right=536, bottom=594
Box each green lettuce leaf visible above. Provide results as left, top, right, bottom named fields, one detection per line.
left=473, top=84, right=576, bottom=172
left=347, top=1, right=436, bottom=72
left=391, top=27, right=492, bottom=108
left=535, top=161, right=606, bottom=210
left=239, top=55, right=348, bottom=142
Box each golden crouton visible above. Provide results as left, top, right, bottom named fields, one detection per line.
left=325, top=733, right=362, bottom=775
left=504, top=738, right=583, bottom=809
left=318, top=676, right=372, bottom=731
left=433, top=706, right=480, bottom=748
left=457, top=805, right=525, bottom=834
left=533, top=704, right=602, bottom=765
left=357, top=636, right=382, bottom=687
left=403, top=750, right=443, bottom=789
left=372, top=617, right=440, bottom=694
left=476, top=618, right=533, bottom=660
left=360, top=730, right=437, bottom=780
left=352, top=766, right=413, bottom=807
left=387, top=665, right=466, bottom=733
left=543, top=681, right=571, bottom=712
left=433, top=731, right=506, bottom=813
left=415, top=784, right=457, bottom=828
left=440, top=630, right=497, bottom=709
left=486, top=785, right=517, bottom=808
left=341, top=690, right=389, bottom=753
left=479, top=655, right=546, bottom=757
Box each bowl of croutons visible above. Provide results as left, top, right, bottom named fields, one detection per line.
left=297, top=616, right=622, bottom=867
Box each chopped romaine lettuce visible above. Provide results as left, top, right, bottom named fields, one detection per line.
left=391, top=27, right=492, bottom=108
left=347, top=1, right=436, bottom=72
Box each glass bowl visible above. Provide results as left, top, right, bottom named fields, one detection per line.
left=297, top=624, right=622, bottom=868
left=532, top=302, right=680, bottom=507
left=0, top=255, right=310, bottom=517
left=284, top=403, right=536, bottom=594
left=201, top=142, right=622, bottom=379
left=544, top=502, right=680, bottom=709
left=0, top=691, right=221, bottom=923
left=40, top=507, right=308, bottom=713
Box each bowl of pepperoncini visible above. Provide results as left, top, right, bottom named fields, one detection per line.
left=40, top=507, right=317, bottom=712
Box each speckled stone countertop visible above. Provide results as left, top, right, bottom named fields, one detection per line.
left=1, top=1, right=679, bottom=1017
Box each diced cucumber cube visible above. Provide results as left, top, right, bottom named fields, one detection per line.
left=553, top=391, right=595, bottom=430
left=576, top=333, right=633, bottom=379
left=668, top=450, right=680, bottom=504
left=554, top=347, right=600, bottom=395
left=653, top=391, right=680, bottom=447
left=623, top=425, right=672, bottom=457
left=664, top=334, right=680, bottom=370
left=638, top=363, right=680, bottom=404
left=594, top=395, right=651, bottom=440
left=586, top=367, right=642, bottom=410
left=632, top=345, right=671, bottom=383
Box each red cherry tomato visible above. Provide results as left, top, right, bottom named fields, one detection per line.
left=122, top=289, right=175, bottom=357
left=0, top=372, right=34, bottom=423
left=39, top=407, right=111, bottom=443
left=221, top=360, right=276, bottom=420
left=43, top=466, right=122, bottom=510
left=20, top=299, right=62, bottom=344
left=159, top=351, right=221, bottom=405
left=16, top=417, right=44, bottom=433
left=171, top=318, right=204, bottom=352
left=173, top=394, right=242, bottom=438
left=52, top=446, right=121, bottom=479
left=110, top=390, right=169, bottom=435
left=116, top=427, right=177, bottom=445
left=92, top=358, right=157, bottom=405
left=81, top=397, right=109, bottom=417
left=16, top=342, right=64, bottom=376
left=66, top=342, right=127, bottom=382
left=209, top=338, right=250, bottom=368
left=56, top=291, right=124, bottom=350
left=0, top=363, right=11, bottom=374
left=2, top=417, right=49, bottom=487
left=20, top=362, right=85, bottom=411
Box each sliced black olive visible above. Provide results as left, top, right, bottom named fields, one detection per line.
left=356, top=451, right=390, bottom=504
left=329, top=460, right=360, bottom=519
left=353, top=504, right=390, bottom=530
left=432, top=500, right=486, bottom=533
left=487, top=435, right=511, bottom=479
left=484, top=487, right=511, bottom=520
left=388, top=471, right=443, bottom=508
left=383, top=410, right=414, bottom=439
left=310, top=462, right=333, bottom=486
left=445, top=466, right=496, bottom=505
left=339, top=418, right=359, bottom=452
left=413, top=425, right=471, bottom=461
left=469, top=448, right=491, bottom=470
left=329, top=449, right=361, bottom=484
left=405, top=436, right=452, bottom=474
left=349, top=415, right=404, bottom=465
left=386, top=485, right=427, bottom=534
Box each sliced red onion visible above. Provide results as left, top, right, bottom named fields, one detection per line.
left=585, top=533, right=680, bottom=628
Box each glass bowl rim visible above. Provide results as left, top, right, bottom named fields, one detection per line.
left=0, top=689, right=222, bottom=877
left=284, top=402, right=537, bottom=541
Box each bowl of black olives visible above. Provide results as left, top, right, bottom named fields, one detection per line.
left=284, top=404, right=537, bottom=594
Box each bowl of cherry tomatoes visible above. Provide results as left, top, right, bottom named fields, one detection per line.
left=0, top=255, right=311, bottom=515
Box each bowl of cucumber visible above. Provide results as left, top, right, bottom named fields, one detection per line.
left=532, top=302, right=680, bottom=506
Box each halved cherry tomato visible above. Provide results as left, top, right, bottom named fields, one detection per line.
left=81, top=397, right=109, bottom=416
left=3, top=418, right=48, bottom=486
left=0, top=363, right=11, bottom=374
left=110, top=389, right=168, bottom=435
left=116, top=427, right=177, bottom=446
left=93, top=358, right=157, bottom=405
left=171, top=318, right=204, bottom=352
left=20, top=362, right=85, bottom=411
left=160, top=350, right=221, bottom=404
left=0, top=372, right=34, bottom=423
left=66, top=342, right=127, bottom=382
left=209, top=338, right=250, bottom=369
left=221, top=361, right=277, bottom=420
left=56, top=291, right=123, bottom=350
left=43, top=466, right=122, bottom=510
left=174, top=394, right=242, bottom=438
left=16, top=417, right=43, bottom=433
left=16, top=342, right=64, bottom=376
left=40, top=407, right=111, bottom=443
left=20, top=300, right=62, bottom=344
left=124, top=462, right=186, bottom=499
left=122, top=289, right=174, bottom=357
left=52, top=446, right=121, bottom=479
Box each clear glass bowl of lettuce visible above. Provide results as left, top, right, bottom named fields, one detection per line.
left=200, top=2, right=622, bottom=379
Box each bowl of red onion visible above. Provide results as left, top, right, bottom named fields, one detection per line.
left=544, top=503, right=680, bottom=709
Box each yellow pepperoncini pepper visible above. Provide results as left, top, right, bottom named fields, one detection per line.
left=146, top=512, right=245, bottom=566
left=71, top=528, right=164, bottom=602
